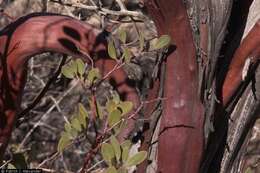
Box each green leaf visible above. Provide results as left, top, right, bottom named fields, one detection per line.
left=101, top=143, right=115, bottom=165
left=70, top=60, right=78, bottom=74
left=87, top=68, right=101, bottom=83
left=118, top=101, right=133, bottom=115
left=153, top=35, right=171, bottom=50
left=64, top=122, right=72, bottom=133
left=108, top=109, right=122, bottom=127
left=76, top=58, right=85, bottom=75
left=245, top=168, right=253, bottom=173
left=125, top=151, right=147, bottom=167
left=121, top=140, right=132, bottom=149
left=7, top=163, right=16, bottom=169
left=71, top=128, right=79, bottom=138
left=106, top=100, right=117, bottom=114
left=119, top=29, right=127, bottom=43
left=117, top=166, right=128, bottom=173
left=108, top=40, right=117, bottom=60
left=107, top=166, right=118, bottom=173
left=78, top=106, right=88, bottom=128
left=110, top=135, right=121, bottom=162
left=61, top=66, right=75, bottom=79
left=78, top=103, right=88, bottom=128
left=78, top=103, right=88, bottom=118
left=71, top=118, right=82, bottom=132
left=118, top=167, right=127, bottom=173
left=63, top=123, right=78, bottom=139
left=121, top=140, right=131, bottom=163
left=122, top=48, right=132, bottom=63
left=58, top=133, right=71, bottom=152
left=121, top=147, right=129, bottom=163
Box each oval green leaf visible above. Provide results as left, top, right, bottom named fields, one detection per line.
left=121, top=140, right=132, bottom=149
left=110, top=135, right=121, bottom=162
left=123, top=48, right=132, bottom=63
left=76, top=58, right=85, bottom=75
left=108, top=40, right=117, bottom=60
left=70, top=60, right=78, bottom=74
left=121, top=140, right=131, bottom=163
left=108, top=109, right=122, bottom=127
left=64, top=122, right=72, bottom=133
left=153, top=35, right=171, bottom=50
left=78, top=103, right=88, bottom=118
left=101, top=143, right=115, bottom=164
left=119, top=29, right=127, bottom=43
left=121, top=147, right=129, bottom=163
left=71, top=118, right=82, bottom=132
left=7, top=163, right=16, bottom=169
left=118, top=101, right=133, bottom=115
left=58, top=133, right=71, bottom=152
left=245, top=168, right=253, bottom=173
left=70, top=128, right=78, bottom=138
left=106, top=100, right=117, bottom=114
left=107, top=166, right=118, bottom=173
left=78, top=103, right=88, bottom=128
left=61, top=66, right=75, bottom=79
left=125, top=151, right=147, bottom=167
left=78, top=104, right=88, bottom=125
left=87, top=68, right=101, bottom=83
left=118, top=167, right=127, bottom=173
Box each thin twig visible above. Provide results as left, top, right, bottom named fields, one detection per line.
left=49, top=0, right=145, bottom=19
left=85, top=160, right=104, bottom=172
left=80, top=96, right=167, bottom=172
left=0, top=9, right=14, bottom=21
left=77, top=48, right=94, bottom=69
left=115, top=0, right=127, bottom=10
left=18, top=55, right=67, bottom=118
left=17, top=81, right=80, bottom=151
left=37, top=152, right=60, bottom=168
left=0, top=159, right=12, bottom=169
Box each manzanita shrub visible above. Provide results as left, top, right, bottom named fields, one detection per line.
left=57, top=31, right=170, bottom=172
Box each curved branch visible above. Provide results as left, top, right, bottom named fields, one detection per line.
left=0, top=13, right=139, bottom=161
left=222, top=20, right=260, bottom=106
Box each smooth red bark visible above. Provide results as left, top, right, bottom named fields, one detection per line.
left=144, top=0, right=204, bottom=172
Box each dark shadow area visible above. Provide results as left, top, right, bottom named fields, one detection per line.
left=63, top=26, right=81, bottom=41
left=166, top=44, right=177, bottom=56
left=216, top=0, right=253, bottom=103
left=0, top=110, right=7, bottom=129
left=108, top=77, right=137, bottom=101
left=200, top=105, right=229, bottom=173
left=58, top=38, right=80, bottom=54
